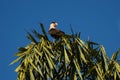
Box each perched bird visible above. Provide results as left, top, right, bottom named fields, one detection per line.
left=48, top=22, right=65, bottom=39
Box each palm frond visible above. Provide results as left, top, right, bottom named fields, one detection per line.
left=10, top=23, right=120, bottom=80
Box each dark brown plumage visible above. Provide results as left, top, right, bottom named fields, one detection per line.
left=48, top=22, right=65, bottom=39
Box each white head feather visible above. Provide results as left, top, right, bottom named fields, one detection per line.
left=49, top=22, right=58, bottom=30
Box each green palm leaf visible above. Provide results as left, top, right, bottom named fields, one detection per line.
left=10, top=23, right=120, bottom=80
left=40, top=23, right=48, bottom=40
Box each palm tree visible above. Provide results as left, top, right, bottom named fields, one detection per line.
left=10, top=23, right=120, bottom=80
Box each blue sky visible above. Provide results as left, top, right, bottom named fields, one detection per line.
left=0, top=0, right=120, bottom=80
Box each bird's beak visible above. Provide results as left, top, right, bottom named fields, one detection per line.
left=55, top=22, right=58, bottom=26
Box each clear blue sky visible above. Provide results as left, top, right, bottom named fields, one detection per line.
left=0, top=0, right=120, bottom=80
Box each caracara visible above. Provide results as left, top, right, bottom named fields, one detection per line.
left=48, top=22, right=65, bottom=39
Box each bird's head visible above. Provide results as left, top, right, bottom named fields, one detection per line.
left=49, top=22, right=58, bottom=29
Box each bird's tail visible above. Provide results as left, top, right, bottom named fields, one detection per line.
left=63, top=32, right=80, bottom=38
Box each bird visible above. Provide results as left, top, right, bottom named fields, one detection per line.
left=48, top=22, right=65, bottom=39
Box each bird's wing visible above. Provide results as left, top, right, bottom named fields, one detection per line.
left=49, top=29, right=64, bottom=34
left=57, top=30, right=65, bottom=35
